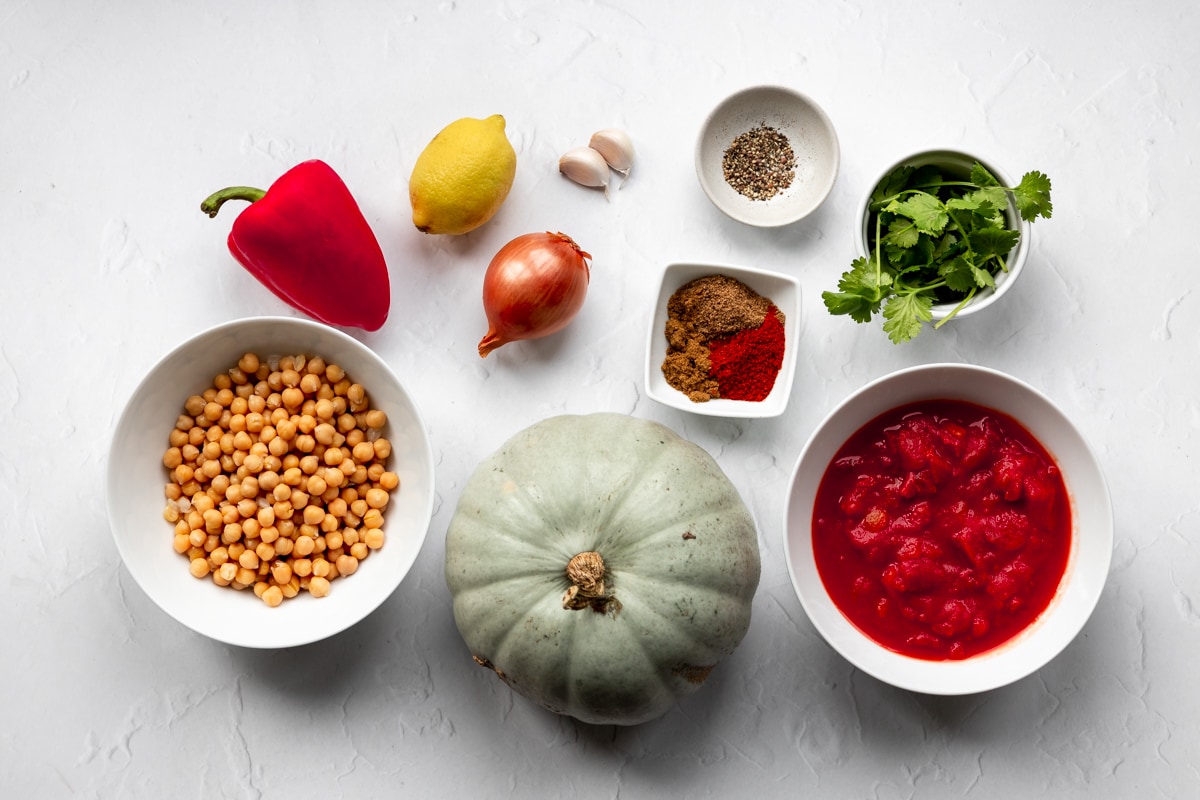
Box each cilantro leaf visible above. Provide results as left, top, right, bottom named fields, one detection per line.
left=970, top=263, right=996, bottom=288
left=1013, top=171, right=1053, bottom=220
left=822, top=257, right=892, bottom=323
left=884, top=216, right=921, bottom=249
left=949, top=186, right=1007, bottom=217
left=939, top=257, right=978, bottom=293
left=888, top=193, right=948, bottom=235
left=970, top=162, right=1000, bottom=187
left=882, top=293, right=933, bottom=344
left=969, top=227, right=1021, bottom=260
left=822, top=290, right=878, bottom=324
left=872, top=165, right=915, bottom=205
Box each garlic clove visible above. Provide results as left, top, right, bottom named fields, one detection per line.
left=588, top=128, right=634, bottom=179
left=559, top=146, right=610, bottom=196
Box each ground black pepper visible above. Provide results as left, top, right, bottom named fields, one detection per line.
left=722, top=125, right=797, bottom=201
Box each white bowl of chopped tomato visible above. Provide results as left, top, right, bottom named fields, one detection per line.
left=695, top=85, right=840, bottom=227
left=645, top=262, right=800, bottom=418
left=107, top=316, right=435, bottom=648
left=783, top=363, right=1111, bottom=694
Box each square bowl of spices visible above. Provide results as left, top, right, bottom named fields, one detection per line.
left=695, top=85, right=840, bottom=227
left=646, top=262, right=800, bottom=418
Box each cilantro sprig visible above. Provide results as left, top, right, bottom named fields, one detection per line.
left=822, top=161, right=1053, bottom=344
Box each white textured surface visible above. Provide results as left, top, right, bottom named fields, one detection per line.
left=2, top=1, right=1196, bottom=796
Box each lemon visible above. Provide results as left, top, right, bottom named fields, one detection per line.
left=409, top=114, right=517, bottom=235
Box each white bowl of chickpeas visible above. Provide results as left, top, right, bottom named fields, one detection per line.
left=107, top=316, right=435, bottom=648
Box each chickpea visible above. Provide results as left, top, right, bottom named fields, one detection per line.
left=365, top=488, right=389, bottom=510
left=305, top=475, right=327, bottom=497
left=261, top=585, right=284, bottom=608
left=222, top=523, right=242, bottom=545
left=165, top=351, right=395, bottom=609
left=272, top=561, right=293, bottom=585
left=258, top=471, right=280, bottom=492
left=299, top=372, right=321, bottom=394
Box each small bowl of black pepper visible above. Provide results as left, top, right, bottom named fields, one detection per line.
left=695, top=85, right=840, bottom=227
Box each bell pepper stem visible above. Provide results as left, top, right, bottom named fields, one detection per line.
left=200, top=186, right=267, bottom=218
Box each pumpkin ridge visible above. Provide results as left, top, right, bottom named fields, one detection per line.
left=613, top=572, right=746, bottom=657
left=616, top=567, right=757, bottom=613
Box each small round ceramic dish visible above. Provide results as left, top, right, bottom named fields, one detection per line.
left=695, top=85, right=839, bottom=227
left=856, top=148, right=1030, bottom=321
left=107, top=316, right=435, bottom=649
left=783, top=363, right=1112, bottom=694
left=645, top=261, right=800, bottom=419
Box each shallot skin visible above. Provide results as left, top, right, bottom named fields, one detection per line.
left=478, top=231, right=592, bottom=357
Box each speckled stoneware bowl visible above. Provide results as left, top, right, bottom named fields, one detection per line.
left=107, top=316, right=435, bottom=648
left=695, top=85, right=840, bottom=227
left=646, top=261, right=800, bottom=419
left=856, top=148, right=1031, bottom=321
left=784, top=363, right=1112, bottom=694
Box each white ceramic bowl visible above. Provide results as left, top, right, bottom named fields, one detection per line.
left=107, top=317, right=435, bottom=648
left=856, top=148, right=1030, bottom=321
left=695, top=85, right=839, bottom=227
left=783, top=363, right=1112, bottom=694
left=646, top=262, right=800, bottom=419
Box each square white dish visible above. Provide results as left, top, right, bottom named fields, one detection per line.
left=645, top=262, right=800, bottom=419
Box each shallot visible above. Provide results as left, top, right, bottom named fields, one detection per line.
left=478, top=231, right=592, bottom=358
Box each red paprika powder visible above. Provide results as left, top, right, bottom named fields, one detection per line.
left=708, top=305, right=786, bottom=401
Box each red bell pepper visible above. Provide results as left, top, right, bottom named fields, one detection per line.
left=201, top=160, right=390, bottom=331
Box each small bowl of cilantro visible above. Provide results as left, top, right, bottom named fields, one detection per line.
left=823, top=149, right=1053, bottom=344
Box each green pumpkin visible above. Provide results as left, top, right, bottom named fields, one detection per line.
left=444, top=413, right=760, bottom=726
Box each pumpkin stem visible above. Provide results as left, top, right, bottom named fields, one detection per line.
left=563, top=551, right=616, bottom=613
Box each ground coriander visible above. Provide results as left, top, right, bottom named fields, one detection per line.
left=722, top=125, right=797, bottom=201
